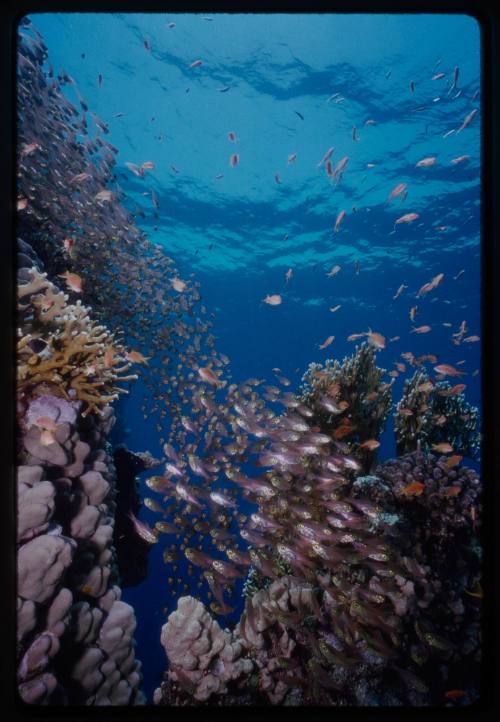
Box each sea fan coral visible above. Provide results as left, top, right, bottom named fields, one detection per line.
left=17, top=267, right=138, bottom=416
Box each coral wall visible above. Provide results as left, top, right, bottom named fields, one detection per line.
left=16, top=241, right=145, bottom=705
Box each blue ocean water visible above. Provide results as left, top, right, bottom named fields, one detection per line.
left=26, top=12, right=481, bottom=701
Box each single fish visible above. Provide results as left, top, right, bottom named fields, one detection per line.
left=456, top=108, right=477, bottom=133
left=317, top=146, right=334, bottom=168
left=400, top=481, right=425, bottom=496
left=189, top=59, right=203, bottom=69
left=387, top=183, right=408, bottom=204
left=128, top=512, right=158, bottom=544
left=393, top=283, right=407, bottom=300
left=395, top=212, right=419, bottom=225
left=263, top=294, right=282, bottom=306
left=411, top=325, right=432, bottom=334
left=327, top=265, right=341, bottom=278
left=59, top=271, right=83, bottom=293
left=171, top=277, right=187, bottom=292
left=230, top=153, right=239, bottom=167
left=416, top=156, right=437, bottom=167
left=334, top=210, right=346, bottom=233
left=319, top=335, right=335, bottom=350
left=434, top=363, right=466, bottom=377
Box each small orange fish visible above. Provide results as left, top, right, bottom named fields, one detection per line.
left=411, top=325, right=431, bottom=334
left=444, top=454, right=462, bottom=469
left=334, top=210, right=346, bottom=233
left=317, top=146, right=334, bottom=168
left=395, top=212, right=419, bottom=225
left=59, top=271, right=83, bottom=293
left=387, top=182, right=407, bottom=204
left=198, top=367, right=222, bottom=386
left=434, top=364, right=466, bottom=378
left=366, top=329, right=386, bottom=349
left=434, top=415, right=447, bottom=426
left=263, top=294, right=282, bottom=306
left=409, top=306, right=418, bottom=321
left=360, top=439, right=380, bottom=451
left=416, top=156, right=437, bottom=167
left=333, top=425, right=355, bottom=439
left=444, top=690, right=467, bottom=700
left=319, top=335, right=335, bottom=350
left=230, top=153, right=239, bottom=167
left=388, top=371, right=399, bottom=378
left=141, top=160, right=155, bottom=170
left=389, top=336, right=400, bottom=342
left=432, top=442, right=454, bottom=454
left=462, top=335, right=480, bottom=343
left=126, top=350, right=150, bottom=365
left=417, top=381, right=434, bottom=392
left=444, top=485, right=461, bottom=497
left=400, top=481, right=425, bottom=496
left=450, top=155, right=470, bottom=165
left=171, top=277, right=187, bottom=292
left=448, top=383, right=466, bottom=395
left=347, top=333, right=366, bottom=342
left=17, top=198, right=28, bottom=210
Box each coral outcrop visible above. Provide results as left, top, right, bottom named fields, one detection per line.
left=299, top=343, right=393, bottom=472
left=394, top=369, right=480, bottom=458
left=16, top=239, right=145, bottom=705
left=17, top=265, right=138, bottom=417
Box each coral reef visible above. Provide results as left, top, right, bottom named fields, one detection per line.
left=299, top=343, right=393, bottom=472
left=16, top=240, right=145, bottom=705
left=394, top=369, right=480, bottom=458
left=17, top=395, right=146, bottom=705
left=157, top=446, right=481, bottom=706
left=17, top=265, right=138, bottom=417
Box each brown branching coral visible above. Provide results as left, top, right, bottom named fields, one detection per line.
left=298, top=343, right=393, bottom=473
left=394, top=370, right=480, bottom=458
left=17, top=267, right=138, bottom=416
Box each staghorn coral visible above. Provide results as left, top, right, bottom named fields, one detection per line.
left=299, top=343, right=392, bottom=473
left=17, top=266, right=138, bottom=416
left=394, top=370, right=480, bottom=458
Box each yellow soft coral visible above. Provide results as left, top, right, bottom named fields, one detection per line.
left=18, top=267, right=139, bottom=416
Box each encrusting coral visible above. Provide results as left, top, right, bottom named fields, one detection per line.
left=17, top=266, right=139, bottom=416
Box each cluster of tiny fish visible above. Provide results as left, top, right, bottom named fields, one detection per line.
left=17, top=18, right=481, bottom=704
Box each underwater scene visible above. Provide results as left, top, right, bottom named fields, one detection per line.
left=16, top=12, right=482, bottom=707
